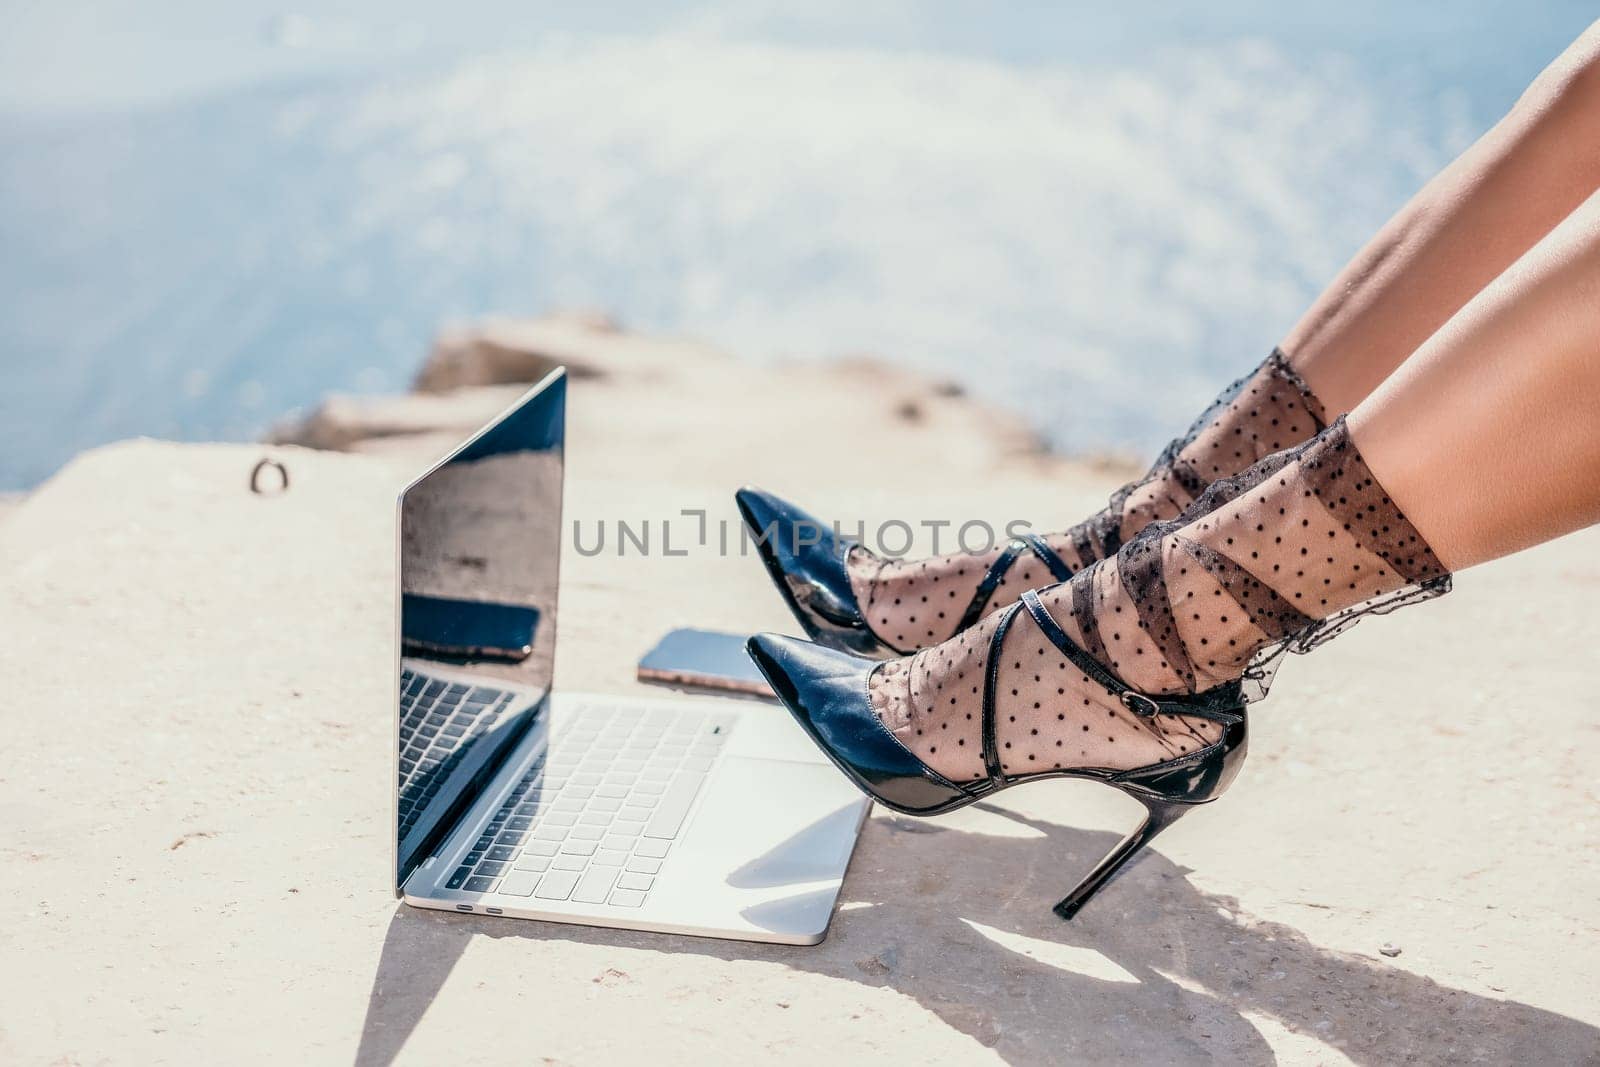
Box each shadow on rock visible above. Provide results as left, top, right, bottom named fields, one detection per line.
left=357, top=805, right=1597, bottom=1065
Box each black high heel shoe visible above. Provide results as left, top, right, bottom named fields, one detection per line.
left=746, top=589, right=1248, bottom=919
left=735, top=487, right=1076, bottom=660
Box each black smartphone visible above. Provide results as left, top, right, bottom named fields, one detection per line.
left=637, top=628, right=773, bottom=698
left=401, top=593, right=540, bottom=662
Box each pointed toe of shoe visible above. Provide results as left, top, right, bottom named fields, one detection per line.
left=734, top=486, right=806, bottom=540
left=745, top=633, right=968, bottom=815
left=735, top=487, right=896, bottom=658
left=745, top=632, right=873, bottom=725
left=734, top=486, right=846, bottom=578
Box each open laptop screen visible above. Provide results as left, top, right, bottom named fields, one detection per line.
left=393, top=369, right=566, bottom=888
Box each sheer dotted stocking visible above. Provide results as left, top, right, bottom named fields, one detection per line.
left=869, top=419, right=1448, bottom=784
left=850, top=532, right=1079, bottom=650
left=848, top=350, right=1327, bottom=652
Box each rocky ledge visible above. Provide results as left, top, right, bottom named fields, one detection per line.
left=266, top=311, right=1140, bottom=490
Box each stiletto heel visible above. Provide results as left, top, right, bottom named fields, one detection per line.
left=746, top=586, right=1249, bottom=918
left=1052, top=679, right=1248, bottom=918
left=1052, top=797, right=1191, bottom=920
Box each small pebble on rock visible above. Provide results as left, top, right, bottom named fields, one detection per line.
left=1379, top=943, right=1402, bottom=958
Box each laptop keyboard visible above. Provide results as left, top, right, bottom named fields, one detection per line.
left=445, top=703, right=733, bottom=908
left=397, top=668, right=518, bottom=840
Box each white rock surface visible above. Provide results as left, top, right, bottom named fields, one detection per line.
left=1, top=326, right=1596, bottom=1065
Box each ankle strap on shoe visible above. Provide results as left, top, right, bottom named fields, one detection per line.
left=979, top=595, right=1242, bottom=788
left=955, top=533, right=1074, bottom=634
left=1018, top=591, right=1244, bottom=723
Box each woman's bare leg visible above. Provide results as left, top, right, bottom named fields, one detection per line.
left=850, top=195, right=1600, bottom=782
left=1352, top=187, right=1600, bottom=570
left=1285, top=21, right=1600, bottom=415
left=765, top=25, right=1600, bottom=661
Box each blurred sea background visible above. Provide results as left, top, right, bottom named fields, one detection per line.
left=2, top=2, right=1595, bottom=490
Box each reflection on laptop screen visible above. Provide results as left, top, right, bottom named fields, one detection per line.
left=394, top=370, right=566, bottom=888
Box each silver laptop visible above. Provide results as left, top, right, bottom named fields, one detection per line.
left=394, top=367, right=870, bottom=944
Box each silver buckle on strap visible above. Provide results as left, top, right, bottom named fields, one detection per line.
left=1120, top=692, right=1161, bottom=718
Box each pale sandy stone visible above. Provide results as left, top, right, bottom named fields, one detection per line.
left=1, top=323, right=1596, bottom=1065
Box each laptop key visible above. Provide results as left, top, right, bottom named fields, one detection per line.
left=608, top=889, right=646, bottom=908
left=551, top=855, right=587, bottom=872
left=463, top=876, right=497, bottom=893
left=571, top=866, right=621, bottom=904
left=593, top=849, right=628, bottom=867
left=499, top=870, right=540, bottom=897
left=625, top=857, right=661, bottom=875
left=446, top=867, right=472, bottom=889
left=514, top=854, right=551, bottom=873
left=535, top=870, right=581, bottom=900
left=644, top=773, right=706, bottom=840
left=634, top=839, right=671, bottom=859
left=616, top=872, right=654, bottom=891
left=560, top=840, right=597, bottom=856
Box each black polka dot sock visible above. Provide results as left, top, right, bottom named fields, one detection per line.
left=868, top=418, right=1449, bottom=784
left=848, top=350, right=1327, bottom=651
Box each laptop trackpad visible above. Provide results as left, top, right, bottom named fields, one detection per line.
left=679, top=757, right=865, bottom=888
